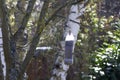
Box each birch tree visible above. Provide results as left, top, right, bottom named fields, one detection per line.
left=0, top=13, right=4, bottom=80
left=0, top=52, right=4, bottom=80
left=50, top=0, right=88, bottom=80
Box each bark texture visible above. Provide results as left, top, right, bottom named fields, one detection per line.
left=0, top=0, right=13, bottom=79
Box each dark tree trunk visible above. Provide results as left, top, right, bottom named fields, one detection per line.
left=17, top=1, right=50, bottom=79
left=0, top=0, right=13, bottom=79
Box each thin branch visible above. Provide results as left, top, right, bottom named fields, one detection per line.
left=45, top=0, right=85, bottom=25
left=69, top=19, right=80, bottom=24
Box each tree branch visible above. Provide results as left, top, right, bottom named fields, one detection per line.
left=17, top=0, right=50, bottom=79
left=45, top=0, right=85, bottom=25
left=13, top=0, right=36, bottom=41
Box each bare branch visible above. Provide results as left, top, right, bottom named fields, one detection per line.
left=45, top=0, right=86, bottom=26
left=13, top=0, right=37, bottom=41
left=17, top=0, right=50, bottom=79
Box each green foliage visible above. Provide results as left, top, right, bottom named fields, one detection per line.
left=76, top=0, right=120, bottom=80
left=90, top=42, right=120, bottom=80
left=88, top=15, right=120, bottom=79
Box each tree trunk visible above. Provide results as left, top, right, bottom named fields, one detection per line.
left=14, top=0, right=27, bottom=63
left=0, top=0, right=13, bottom=80
left=14, top=0, right=37, bottom=64
left=0, top=52, right=4, bottom=80
left=17, top=1, right=50, bottom=80
left=50, top=1, right=87, bottom=80
left=0, top=18, right=4, bottom=80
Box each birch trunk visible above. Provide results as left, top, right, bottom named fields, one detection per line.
left=0, top=13, right=3, bottom=80
left=0, top=28, right=5, bottom=80
left=50, top=1, right=87, bottom=80
left=0, top=52, right=4, bottom=80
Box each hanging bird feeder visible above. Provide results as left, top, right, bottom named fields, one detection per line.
left=64, top=30, right=74, bottom=65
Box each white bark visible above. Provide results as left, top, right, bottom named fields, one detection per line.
left=50, top=2, right=87, bottom=80
left=0, top=28, right=6, bottom=80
